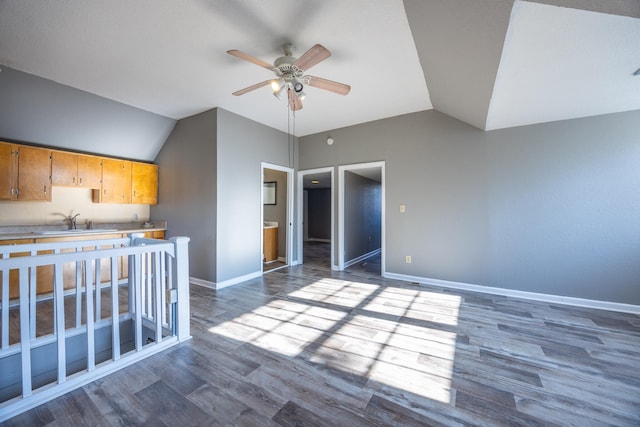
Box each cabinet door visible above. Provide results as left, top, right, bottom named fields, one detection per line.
left=0, top=142, right=17, bottom=200
left=77, top=155, right=102, bottom=188
left=17, top=146, right=52, bottom=201
left=99, top=159, right=131, bottom=203
left=131, top=162, right=158, bottom=204
left=51, top=151, right=78, bottom=186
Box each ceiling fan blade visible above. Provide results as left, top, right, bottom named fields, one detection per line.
left=306, top=75, right=351, bottom=96
left=288, top=88, right=303, bottom=111
left=227, top=49, right=275, bottom=70
left=232, top=80, right=273, bottom=96
left=293, top=44, right=330, bottom=71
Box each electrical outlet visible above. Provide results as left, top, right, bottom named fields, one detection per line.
left=405, top=255, right=412, bottom=264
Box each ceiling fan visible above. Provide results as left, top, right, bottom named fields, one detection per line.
left=227, top=43, right=351, bottom=111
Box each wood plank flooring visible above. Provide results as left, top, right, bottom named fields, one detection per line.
left=4, top=242, right=640, bottom=426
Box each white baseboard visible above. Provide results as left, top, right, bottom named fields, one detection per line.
left=190, top=277, right=216, bottom=289
left=190, top=270, right=263, bottom=290
left=383, top=272, right=640, bottom=314
left=344, top=248, right=381, bottom=269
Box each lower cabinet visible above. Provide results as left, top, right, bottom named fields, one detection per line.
left=263, top=227, right=278, bottom=262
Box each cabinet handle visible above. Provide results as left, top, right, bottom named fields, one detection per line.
left=104, top=189, right=107, bottom=195
left=79, top=177, right=83, bottom=185
left=44, top=185, right=47, bottom=194
left=73, top=177, right=76, bottom=184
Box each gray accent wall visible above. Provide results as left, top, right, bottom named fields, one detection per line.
left=0, top=66, right=175, bottom=161
left=215, top=108, right=295, bottom=283
left=151, top=109, right=217, bottom=281
left=298, top=109, right=640, bottom=305
left=344, top=171, right=382, bottom=261
left=153, top=107, right=296, bottom=284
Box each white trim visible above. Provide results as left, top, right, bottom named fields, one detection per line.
left=189, top=277, right=216, bottom=289
left=344, top=248, right=381, bottom=269
left=262, top=162, right=294, bottom=271
left=297, top=167, right=335, bottom=269
left=215, top=270, right=262, bottom=290
left=383, top=272, right=640, bottom=314
left=338, top=161, right=385, bottom=274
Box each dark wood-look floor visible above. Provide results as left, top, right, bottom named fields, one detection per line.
left=5, top=242, right=640, bottom=426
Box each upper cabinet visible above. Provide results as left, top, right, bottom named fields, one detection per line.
left=16, top=145, right=52, bottom=201
left=2, top=141, right=158, bottom=205
left=0, top=142, right=16, bottom=200
left=131, top=162, right=158, bottom=205
left=95, top=158, right=131, bottom=204
left=52, top=151, right=102, bottom=189
left=77, top=155, right=102, bottom=188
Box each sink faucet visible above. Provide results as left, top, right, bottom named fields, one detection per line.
left=68, top=213, right=80, bottom=230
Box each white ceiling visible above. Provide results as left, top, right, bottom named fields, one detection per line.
left=0, top=0, right=638, bottom=137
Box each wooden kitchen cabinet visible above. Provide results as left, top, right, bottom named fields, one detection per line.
left=0, top=141, right=17, bottom=200
left=77, top=155, right=102, bottom=188
left=94, top=158, right=131, bottom=204
left=0, top=142, right=52, bottom=201
left=131, top=162, right=158, bottom=205
left=52, top=151, right=102, bottom=188
left=263, top=227, right=278, bottom=262
left=16, top=145, right=52, bottom=201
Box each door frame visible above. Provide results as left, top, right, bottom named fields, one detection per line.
left=261, top=162, right=294, bottom=270
left=297, top=167, right=335, bottom=269
left=338, top=161, right=385, bottom=274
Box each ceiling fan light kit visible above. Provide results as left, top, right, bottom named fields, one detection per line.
left=228, top=43, right=351, bottom=111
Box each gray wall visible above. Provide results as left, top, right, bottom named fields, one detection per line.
left=0, top=66, right=175, bottom=161
left=344, top=171, right=382, bottom=261
left=216, top=108, right=296, bottom=283
left=151, top=109, right=217, bottom=281
left=263, top=168, right=287, bottom=258
left=307, top=189, right=331, bottom=240
left=298, top=109, right=640, bottom=305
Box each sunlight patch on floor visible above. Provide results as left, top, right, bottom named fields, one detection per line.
left=208, top=278, right=462, bottom=404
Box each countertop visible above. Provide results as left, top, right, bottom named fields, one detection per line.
left=0, top=221, right=167, bottom=241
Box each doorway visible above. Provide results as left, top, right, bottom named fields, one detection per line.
left=261, top=163, right=293, bottom=273
left=338, top=161, right=385, bottom=275
left=297, top=167, right=335, bottom=270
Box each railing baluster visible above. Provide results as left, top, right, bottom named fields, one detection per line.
left=85, top=259, right=95, bottom=371
left=95, top=255, right=101, bottom=321
left=134, top=252, right=143, bottom=351
left=145, top=252, right=152, bottom=317
left=160, top=252, right=167, bottom=327
left=111, top=256, right=120, bottom=361
left=1, top=254, right=9, bottom=349
left=154, top=250, right=162, bottom=343
left=29, top=250, right=36, bottom=340
left=19, top=267, right=32, bottom=397
left=54, top=261, right=66, bottom=383
left=75, top=254, right=82, bottom=328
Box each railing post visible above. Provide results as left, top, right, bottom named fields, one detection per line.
left=169, top=237, right=191, bottom=342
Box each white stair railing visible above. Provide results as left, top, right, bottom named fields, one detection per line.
left=0, top=234, right=190, bottom=422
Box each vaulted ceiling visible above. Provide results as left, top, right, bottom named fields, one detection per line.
left=0, top=0, right=638, bottom=137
